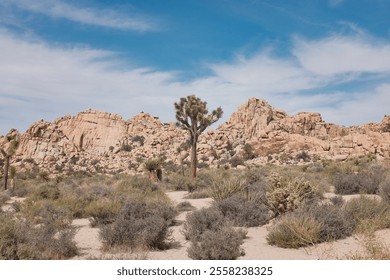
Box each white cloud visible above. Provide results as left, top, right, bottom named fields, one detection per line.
left=1, top=29, right=389, bottom=135
left=2, top=0, right=157, bottom=31
left=293, top=35, right=390, bottom=76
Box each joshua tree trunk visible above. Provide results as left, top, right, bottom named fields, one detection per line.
left=2, top=154, right=9, bottom=191
left=190, top=140, right=197, bottom=178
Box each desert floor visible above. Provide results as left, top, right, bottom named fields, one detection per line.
left=50, top=191, right=390, bottom=260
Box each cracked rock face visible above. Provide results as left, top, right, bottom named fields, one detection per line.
left=2, top=98, right=389, bottom=174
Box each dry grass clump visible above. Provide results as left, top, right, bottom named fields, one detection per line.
left=347, top=236, right=390, bottom=260
left=183, top=207, right=246, bottom=260
left=209, top=177, right=246, bottom=201
left=266, top=214, right=322, bottom=249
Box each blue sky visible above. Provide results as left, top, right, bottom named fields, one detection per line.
left=1, top=0, right=390, bottom=134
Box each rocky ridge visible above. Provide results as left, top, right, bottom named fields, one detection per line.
left=1, top=98, right=389, bottom=175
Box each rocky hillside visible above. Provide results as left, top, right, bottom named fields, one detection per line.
left=1, top=98, right=389, bottom=175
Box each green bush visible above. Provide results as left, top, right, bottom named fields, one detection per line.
left=266, top=214, right=321, bottom=248
left=100, top=199, right=176, bottom=251
left=187, top=226, right=245, bottom=260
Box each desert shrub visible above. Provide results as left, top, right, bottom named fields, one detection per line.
left=214, top=194, right=270, bottom=227
left=167, top=173, right=198, bottom=192
left=243, top=143, right=256, bottom=160
left=209, top=177, right=246, bottom=201
left=329, top=195, right=344, bottom=207
left=299, top=204, right=354, bottom=242
left=379, top=177, right=390, bottom=205
left=100, top=199, right=176, bottom=251
left=266, top=214, right=321, bottom=248
left=183, top=207, right=225, bottom=241
left=345, top=196, right=390, bottom=234
left=187, top=226, right=245, bottom=260
left=176, top=201, right=195, bottom=212
left=0, top=191, right=10, bottom=207
left=265, top=172, right=315, bottom=217
left=333, top=165, right=386, bottom=195
left=86, top=199, right=121, bottom=227
left=295, top=150, right=311, bottom=162
left=229, top=156, right=244, bottom=167
left=0, top=210, right=77, bottom=260
left=32, top=184, right=61, bottom=200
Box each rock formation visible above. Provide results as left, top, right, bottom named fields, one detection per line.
left=1, top=98, right=389, bottom=175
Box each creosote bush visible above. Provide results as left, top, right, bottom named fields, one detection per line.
left=0, top=210, right=77, bottom=260
left=298, top=203, right=354, bottom=242
left=183, top=207, right=246, bottom=260
left=214, top=194, right=270, bottom=227
left=345, top=196, right=390, bottom=234
left=187, top=226, right=245, bottom=260
left=183, top=207, right=226, bottom=241
left=100, top=199, right=176, bottom=251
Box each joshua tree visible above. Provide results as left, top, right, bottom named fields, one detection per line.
left=174, top=95, right=223, bottom=178
left=1, top=129, right=20, bottom=190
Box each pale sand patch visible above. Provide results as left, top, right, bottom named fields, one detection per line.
left=1, top=196, right=25, bottom=212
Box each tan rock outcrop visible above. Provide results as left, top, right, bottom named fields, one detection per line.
left=5, top=98, right=390, bottom=174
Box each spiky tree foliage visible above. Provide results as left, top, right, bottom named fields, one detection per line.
left=174, top=95, right=223, bottom=178
left=1, top=129, right=20, bottom=190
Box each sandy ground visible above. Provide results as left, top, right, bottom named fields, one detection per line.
left=3, top=191, right=390, bottom=260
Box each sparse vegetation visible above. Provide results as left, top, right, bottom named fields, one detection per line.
left=183, top=207, right=246, bottom=260
left=100, top=199, right=176, bottom=251
left=267, top=214, right=321, bottom=249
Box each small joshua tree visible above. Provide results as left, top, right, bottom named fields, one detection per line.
left=1, top=129, right=20, bottom=190
left=175, top=95, right=223, bottom=178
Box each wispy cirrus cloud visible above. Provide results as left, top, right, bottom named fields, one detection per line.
left=1, top=0, right=158, bottom=31
left=293, top=34, right=390, bottom=77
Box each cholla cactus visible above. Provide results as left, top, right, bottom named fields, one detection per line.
left=266, top=172, right=314, bottom=217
